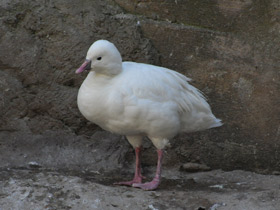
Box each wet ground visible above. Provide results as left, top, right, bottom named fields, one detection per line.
left=1, top=168, right=279, bottom=210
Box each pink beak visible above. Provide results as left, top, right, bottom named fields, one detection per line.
left=75, top=59, right=91, bottom=74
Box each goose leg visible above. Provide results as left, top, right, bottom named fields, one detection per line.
left=114, top=147, right=143, bottom=186
left=133, top=149, right=163, bottom=190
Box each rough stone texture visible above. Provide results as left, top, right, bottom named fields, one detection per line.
left=0, top=0, right=280, bottom=208
left=1, top=0, right=280, bottom=209
left=1, top=0, right=279, bottom=173
left=0, top=169, right=279, bottom=210
left=0, top=0, right=159, bottom=171
left=114, top=0, right=280, bottom=172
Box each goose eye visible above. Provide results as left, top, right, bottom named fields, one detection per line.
left=97, top=57, right=102, bottom=60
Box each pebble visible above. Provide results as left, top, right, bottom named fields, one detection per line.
left=180, top=163, right=211, bottom=172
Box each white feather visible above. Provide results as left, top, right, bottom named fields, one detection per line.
left=77, top=40, right=222, bottom=149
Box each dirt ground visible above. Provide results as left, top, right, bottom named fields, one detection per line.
left=0, top=168, right=279, bottom=210
left=1, top=130, right=279, bottom=210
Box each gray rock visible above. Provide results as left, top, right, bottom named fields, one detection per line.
left=0, top=169, right=279, bottom=210
left=180, top=163, right=211, bottom=172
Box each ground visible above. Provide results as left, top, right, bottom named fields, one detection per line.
left=1, top=168, right=279, bottom=210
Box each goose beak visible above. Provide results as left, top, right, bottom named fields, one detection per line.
left=75, top=59, right=92, bottom=74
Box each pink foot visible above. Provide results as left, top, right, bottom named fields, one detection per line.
left=132, top=149, right=163, bottom=191
left=132, top=178, right=160, bottom=190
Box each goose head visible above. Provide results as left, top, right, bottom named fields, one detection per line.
left=76, top=40, right=122, bottom=76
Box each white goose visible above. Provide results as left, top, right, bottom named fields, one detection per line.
left=76, top=40, right=222, bottom=190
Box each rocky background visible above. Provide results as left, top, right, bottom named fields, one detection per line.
left=1, top=1, right=280, bottom=209
left=1, top=0, right=280, bottom=177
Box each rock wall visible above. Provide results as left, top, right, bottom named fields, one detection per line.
left=0, top=0, right=279, bottom=173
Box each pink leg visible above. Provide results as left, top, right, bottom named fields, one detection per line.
left=114, top=147, right=143, bottom=186
left=133, top=149, right=163, bottom=190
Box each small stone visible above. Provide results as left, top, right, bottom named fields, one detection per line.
left=28, top=161, right=42, bottom=168
left=180, top=163, right=211, bottom=172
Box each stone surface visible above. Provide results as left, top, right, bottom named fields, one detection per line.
left=0, top=0, right=159, bottom=170
left=0, top=169, right=279, bottom=210
left=114, top=0, right=280, bottom=172
left=1, top=0, right=280, bottom=208
left=180, top=163, right=211, bottom=172
left=0, top=1, right=280, bottom=208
